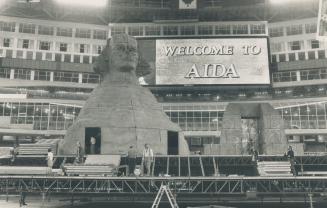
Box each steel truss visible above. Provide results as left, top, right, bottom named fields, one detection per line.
left=0, top=176, right=327, bottom=195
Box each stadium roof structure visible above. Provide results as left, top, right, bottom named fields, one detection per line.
left=0, top=0, right=319, bottom=24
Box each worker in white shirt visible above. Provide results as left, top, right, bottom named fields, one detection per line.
left=47, top=148, right=54, bottom=168
left=142, top=143, right=153, bottom=176
left=90, top=137, right=96, bottom=154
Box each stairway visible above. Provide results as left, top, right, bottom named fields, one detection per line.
left=257, top=161, right=293, bottom=176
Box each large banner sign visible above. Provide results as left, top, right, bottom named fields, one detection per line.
left=155, top=38, right=270, bottom=85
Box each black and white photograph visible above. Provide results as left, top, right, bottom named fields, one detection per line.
left=0, top=0, right=325, bottom=207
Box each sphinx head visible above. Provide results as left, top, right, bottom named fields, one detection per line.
left=110, top=34, right=138, bottom=72
left=94, top=34, right=138, bottom=75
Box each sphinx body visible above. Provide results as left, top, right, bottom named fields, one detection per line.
left=59, top=34, right=189, bottom=155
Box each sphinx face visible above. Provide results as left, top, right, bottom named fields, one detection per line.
left=110, top=41, right=138, bottom=72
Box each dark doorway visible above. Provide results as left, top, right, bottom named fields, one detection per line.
left=168, top=131, right=179, bottom=155
left=85, top=127, right=101, bottom=154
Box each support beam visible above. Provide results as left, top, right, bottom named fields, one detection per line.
left=178, top=157, right=180, bottom=177
left=166, top=157, right=169, bottom=175
left=187, top=156, right=191, bottom=177
left=151, top=157, right=156, bottom=176
left=199, top=157, right=205, bottom=176
left=212, top=157, right=217, bottom=176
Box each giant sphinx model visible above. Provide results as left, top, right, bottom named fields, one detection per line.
left=59, top=34, right=189, bottom=155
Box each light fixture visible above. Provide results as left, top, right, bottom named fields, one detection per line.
left=0, top=0, right=8, bottom=8
left=55, top=0, right=107, bottom=7
left=17, top=0, right=41, bottom=3
left=270, top=0, right=312, bottom=4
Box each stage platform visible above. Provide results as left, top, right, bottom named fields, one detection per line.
left=2, top=154, right=327, bottom=177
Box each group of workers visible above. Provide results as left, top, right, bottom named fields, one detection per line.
left=127, top=143, right=154, bottom=176
left=73, top=141, right=154, bottom=176
left=42, top=140, right=154, bottom=177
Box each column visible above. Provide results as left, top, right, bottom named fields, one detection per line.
left=90, top=29, right=94, bottom=39
left=78, top=73, right=83, bottom=84
left=315, top=50, right=318, bottom=59
left=195, top=25, right=198, bottom=35
left=50, top=71, right=54, bottom=82
left=30, top=70, right=35, bottom=81
left=108, top=25, right=111, bottom=38
left=14, top=22, right=19, bottom=34
left=12, top=38, right=18, bottom=58
left=35, top=25, right=39, bottom=35
left=71, top=43, right=75, bottom=62
left=33, top=39, right=37, bottom=60
left=52, top=41, right=56, bottom=61
left=296, top=71, right=301, bottom=81
left=304, top=51, right=308, bottom=60
left=10, top=69, right=15, bottom=79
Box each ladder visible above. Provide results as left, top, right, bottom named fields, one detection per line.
left=151, top=184, right=179, bottom=208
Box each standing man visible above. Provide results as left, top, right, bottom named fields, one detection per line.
left=142, top=144, right=153, bottom=176
left=127, top=145, right=137, bottom=176
left=10, top=143, right=18, bottom=165
left=251, top=148, right=259, bottom=176
left=287, top=145, right=296, bottom=176
left=90, top=137, right=96, bottom=154
left=47, top=148, right=54, bottom=168
left=19, top=191, right=27, bottom=206
left=253, top=149, right=259, bottom=163
left=75, top=141, right=83, bottom=164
